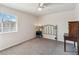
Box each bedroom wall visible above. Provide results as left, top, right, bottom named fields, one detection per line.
left=0, top=5, right=37, bottom=50
left=74, top=4, right=79, bottom=20
left=38, top=10, right=75, bottom=42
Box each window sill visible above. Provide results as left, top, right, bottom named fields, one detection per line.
left=0, top=31, right=18, bottom=34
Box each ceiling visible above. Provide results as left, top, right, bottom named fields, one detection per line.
left=0, top=3, right=76, bottom=16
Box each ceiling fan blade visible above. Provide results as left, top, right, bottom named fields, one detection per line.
left=43, top=3, right=65, bottom=7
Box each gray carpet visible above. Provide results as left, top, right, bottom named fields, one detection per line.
left=0, top=38, right=77, bottom=55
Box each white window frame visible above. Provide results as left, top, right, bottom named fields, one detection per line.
left=0, top=12, right=18, bottom=34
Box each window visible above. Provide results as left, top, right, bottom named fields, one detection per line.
left=0, top=12, right=17, bottom=33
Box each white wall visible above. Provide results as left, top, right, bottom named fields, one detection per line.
left=38, top=10, right=75, bottom=42
left=0, top=5, right=37, bottom=50
left=74, top=4, right=79, bottom=20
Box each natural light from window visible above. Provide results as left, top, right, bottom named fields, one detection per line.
left=0, top=12, right=17, bottom=33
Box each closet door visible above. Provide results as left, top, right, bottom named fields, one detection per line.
left=69, top=22, right=78, bottom=39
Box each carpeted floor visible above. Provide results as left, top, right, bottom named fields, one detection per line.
left=0, top=38, right=77, bottom=55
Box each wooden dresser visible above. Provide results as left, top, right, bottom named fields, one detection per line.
left=64, top=21, right=79, bottom=55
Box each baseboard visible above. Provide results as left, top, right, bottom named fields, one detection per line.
left=0, top=37, right=35, bottom=52
left=0, top=37, right=76, bottom=52
left=43, top=37, right=75, bottom=44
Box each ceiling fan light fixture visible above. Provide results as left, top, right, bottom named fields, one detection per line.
left=39, top=3, right=44, bottom=6
left=38, top=7, right=42, bottom=11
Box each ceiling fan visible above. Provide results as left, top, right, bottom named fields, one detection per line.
left=38, top=3, right=48, bottom=11
left=38, top=3, right=64, bottom=11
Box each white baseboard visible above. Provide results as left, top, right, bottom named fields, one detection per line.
left=0, top=37, right=35, bottom=52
